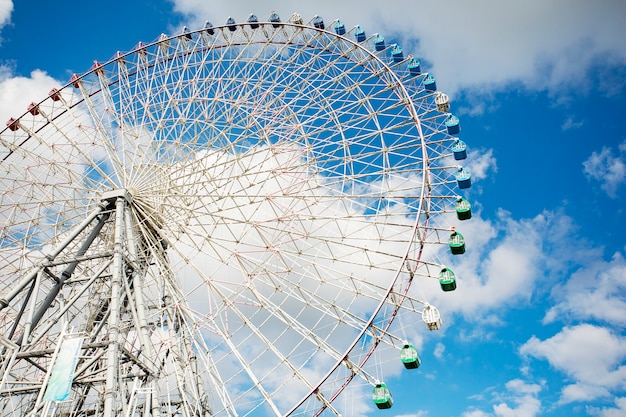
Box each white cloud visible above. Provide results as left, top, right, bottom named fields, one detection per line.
left=0, top=0, right=11, bottom=29
left=169, top=0, right=626, bottom=96
left=457, top=326, right=497, bottom=344
left=583, top=141, right=626, bottom=198
left=461, top=379, right=542, bottom=417
left=560, top=383, right=611, bottom=404
left=428, top=210, right=545, bottom=317
left=520, top=324, right=626, bottom=404
left=561, top=115, right=584, bottom=131
left=433, top=342, right=445, bottom=359
left=462, top=411, right=492, bottom=417
left=465, top=148, right=497, bottom=182
left=492, top=379, right=542, bottom=417
left=588, top=397, right=626, bottom=417
left=0, top=68, right=60, bottom=125
left=544, top=252, right=626, bottom=326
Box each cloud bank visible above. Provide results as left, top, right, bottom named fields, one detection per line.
left=169, top=0, right=626, bottom=96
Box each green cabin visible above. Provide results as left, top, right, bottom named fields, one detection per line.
left=372, top=383, right=393, bottom=409
left=439, top=267, right=457, bottom=292
left=400, top=344, right=421, bottom=369
left=449, top=231, right=465, bottom=255
left=455, top=198, right=472, bottom=220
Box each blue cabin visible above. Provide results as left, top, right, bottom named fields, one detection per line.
left=334, top=20, right=346, bottom=35
left=374, top=34, right=385, bottom=51
left=408, top=57, right=421, bottom=76
left=449, top=231, right=466, bottom=255
left=226, top=17, right=237, bottom=32
left=439, top=267, right=457, bottom=291
left=354, top=26, right=366, bottom=42
left=400, top=344, right=421, bottom=369
left=269, top=12, right=281, bottom=28
left=391, top=44, right=404, bottom=62
left=182, top=27, right=192, bottom=40
left=423, top=74, right=436, bottom=91
left=204, top=21, right=214, bottom=36
left=313, top=15, right=325, bottom=29
left=456, top=167, right=471, bottom=189
left=452, top=139, right=467, bottom=160
left=247, top=14, right=259, bottom=29
left=455, top=198, right=472, bottom=220
left=372, top=383, right=393, bottom=409
left=445, top=115, right=461, bottom=135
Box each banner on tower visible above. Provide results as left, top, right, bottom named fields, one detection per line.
left=43, top=334, right=84, bottom=402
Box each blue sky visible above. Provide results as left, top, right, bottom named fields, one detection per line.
left=1, top=1, right=625, bottom=416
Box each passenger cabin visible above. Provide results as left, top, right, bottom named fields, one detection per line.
left=452, top=139, right=467, bottom=160
left=91, top=61, right=104, bottom=76
left=269, top=12, right=281, bottom=28
left=313, top=15, right=325, bottom=29
left=400, top=344, right=421, bottom=369
left=5, top=118, right=18, bottom=131
left=27, top=102, right=39, bottom=116
left=247, top=14, right=259, bottom=29
left=204, top=21, right=215, bottom=36
left=456, top=167, right=471, bottom=189
left=436, top=92, right=450, bottom=112
left=290, top=13, right=303, bottom=25
left=226, top=17, right=237, bottom=31
left=48, top=88, right=62, bottom=101
left=334, top=20, right=346, bottom=35
left=422, top=305, right=442, bottom=330
left=455, top=198, right=472, bottom=220
left=70, top=74, right=81, bottom=88
left=408, top=57, right=421, bottom=76
left=374, top=34, right=385, bottom=51
left=354, top=26, right=366, bottom=42
left=182, top=27, right=192, bottom=40
left=289, top=13, right=304, bottom=25
left=158, top=33, right=170, bottom=52
left=113, top=51, right=125, bottom=63
left=445, top=115, right=460, bottom=135
left=392, top=45, right=404, bottom=62
left=372, top=383, right=393, bottom=409
left=439, top=267, right=457, bottom=291
left=423, top=74, right=436, bottom=91
left=449, top=231, right=465, bottom=255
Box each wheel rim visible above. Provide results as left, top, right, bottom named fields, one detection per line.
left=0, top=15, right=463, bottom=417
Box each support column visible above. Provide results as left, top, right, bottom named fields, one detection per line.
left=124, top=211, right=162, bottom=417
left=103, top=194, right=127, bottom=417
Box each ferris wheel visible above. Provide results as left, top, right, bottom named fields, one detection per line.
left=0, top=12, right=473, bottom=417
